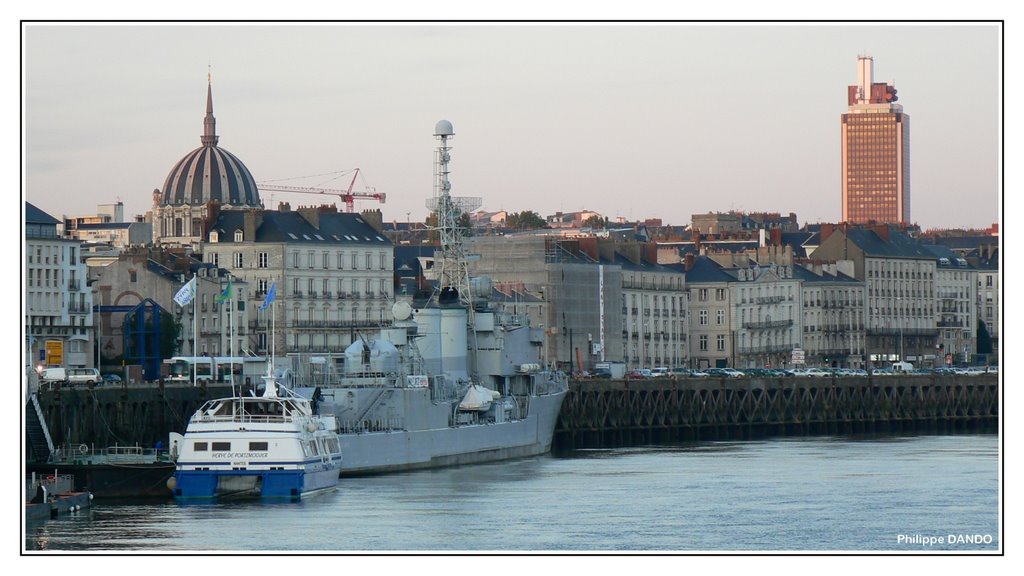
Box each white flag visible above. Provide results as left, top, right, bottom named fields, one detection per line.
left=173, top=277, right=196, bottom=307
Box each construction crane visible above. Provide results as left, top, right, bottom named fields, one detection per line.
left=257, top=168, right=386, bottom=213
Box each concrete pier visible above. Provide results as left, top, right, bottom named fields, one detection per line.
left=553, top=374, right=998, bottom=450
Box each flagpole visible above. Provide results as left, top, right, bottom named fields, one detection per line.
left=230, top=276, right=235, bottom=397
left=192, top=277, right=197, bottom=387
left=271, top=278, right=276, bottom=375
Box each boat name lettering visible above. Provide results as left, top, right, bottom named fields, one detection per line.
left=211, top=452, right=267, bottom=459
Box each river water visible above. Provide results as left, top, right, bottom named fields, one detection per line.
left=24, top=434, right=999, bottom=553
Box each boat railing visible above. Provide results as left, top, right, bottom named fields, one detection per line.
left=193, top=414, right=292, bottom=425
left=49, top=443, right=166, bottom=464
left=25, top=472, right=74, bottom=501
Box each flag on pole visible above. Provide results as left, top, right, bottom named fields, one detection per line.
left=173, top=277, right=196, bottom=307
left=259, top=282, right=277, bottom=311
left=216, top=278, right=233, bottom=303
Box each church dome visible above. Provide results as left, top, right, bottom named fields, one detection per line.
left=160, top=78, right=261, bottom=208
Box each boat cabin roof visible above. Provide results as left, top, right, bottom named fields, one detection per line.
left=197, top=396, right=310, bottom=420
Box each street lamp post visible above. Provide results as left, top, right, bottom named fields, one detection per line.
left=898, top=296, right=904, bottom=363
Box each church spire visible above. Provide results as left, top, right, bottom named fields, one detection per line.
left=201, top=67, right=219, bottom=146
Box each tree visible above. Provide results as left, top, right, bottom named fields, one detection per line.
left=583, top=214, right=608, bottom=229
left=506, top=210, right=547, bottom=230
left=977, top=319, right=993, bottom=355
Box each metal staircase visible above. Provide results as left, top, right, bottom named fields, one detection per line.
left=25, top=394, right=53, bottom=463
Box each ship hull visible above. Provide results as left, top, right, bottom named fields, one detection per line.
left=335, top=390, right=566, bottom=476
left=173, top=462, right=342, bottom=500
left=26, top=462, right=175, bottom=499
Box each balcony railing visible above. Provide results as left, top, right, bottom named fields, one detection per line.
left=68, top=280, right=80, bottom=291
left=756, top=295, right=785, bottom=304
left=68, top=303, right=90, bottom=314
left=289, top=319, right=389, bottom=329
left=741, top=319, right=794, bottom=330
left=737, top=343, right=794, bottom=354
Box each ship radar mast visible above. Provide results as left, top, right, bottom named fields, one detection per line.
left=426, top=120, right=480, bottom=308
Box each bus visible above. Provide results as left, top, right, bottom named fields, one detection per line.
left=164, top=356, right=268, bottom=386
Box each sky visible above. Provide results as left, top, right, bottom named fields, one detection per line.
left=21, top=22, right=1001, bottom=231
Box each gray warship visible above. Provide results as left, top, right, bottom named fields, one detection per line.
left=289, top=119, right=567, bottom=475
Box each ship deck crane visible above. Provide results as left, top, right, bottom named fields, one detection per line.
left=257, top=168, right=385, bottom=213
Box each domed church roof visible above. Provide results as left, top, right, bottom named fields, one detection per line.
left=160, top=76, right=261, bottom=208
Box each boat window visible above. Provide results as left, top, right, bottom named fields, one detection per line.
left=249, top=442, right=269, bottom=451
left=212, top=442, right=231, bottom=451
left=308, top=441, right=319, bottom=456
left=194, top=442, right=208, bottom=452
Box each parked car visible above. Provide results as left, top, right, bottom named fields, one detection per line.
left=67, top=368, right=101, bottom=386
left=803, top=368, right=832, bottom=377
left=650, top=367, right=670, bottom=378
left=102, top=373, right=123, bottom=385
left=706, top=368, right=744, bottom=378
left=689, top=369, right=709, bottom=377
left=625, top=369, right=652, bottom=379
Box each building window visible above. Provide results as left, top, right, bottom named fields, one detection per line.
left=716, top=335, right=726, bottom=351
left=699, top=335, right=708, bottom=351
left=307, top=251, right=314, bottom=269
left=233, top=253, right=243, bottom=268
left=698, top=289, right=708, bottom=302
left=234, top=230, right=243, bottom=242
left=258, top=252, right=268, bottom=268
left=210, top=253, right=219, bottom=267
left=380, top=253, right=387, bottom=270
left=716, top=288, right=726, bottom=301
left=292, top=251, right=300, bottom=268
left=366, top=253, right=373, bottom=270
left=699, top=310, right=708, bottom=326
left=716, top=310, right=725, bottom=325
left=258, top=278, right=268, bottom=293
left=322, top=252, right=329, bottom=269
left=337, top=252, right=344, bottom=269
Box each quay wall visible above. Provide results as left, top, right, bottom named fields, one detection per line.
left=32, top=376, right=999, bottom=454
left=34, top=383, right=235, bottom=450
left=553, top=375, right=999, bottom=450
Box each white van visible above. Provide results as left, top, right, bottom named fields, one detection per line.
left=40, top=367, right=67, bottom=383
left=67, top=368, right=101, bottom=386
left=891, top=361, right=914, bottom=373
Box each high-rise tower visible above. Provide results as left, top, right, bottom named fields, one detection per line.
left=841, top=56, right=910, bottom=225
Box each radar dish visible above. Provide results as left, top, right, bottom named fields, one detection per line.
left=434, top=120, right=455, bottom=137
left=392, top=301, right=413, bottom=321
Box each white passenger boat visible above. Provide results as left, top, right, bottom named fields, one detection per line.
left=169, top=373, right=343, bottom=500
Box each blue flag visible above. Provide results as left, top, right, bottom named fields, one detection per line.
left=259, top=282, right=276, bottom=311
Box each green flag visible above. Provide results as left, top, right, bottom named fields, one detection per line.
left=216, top=279, right=233, bottom=303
